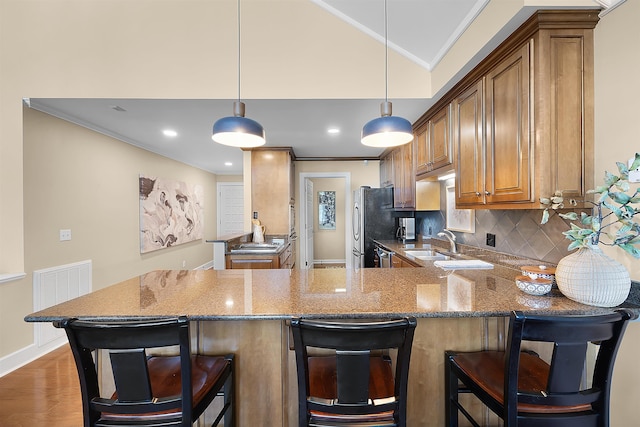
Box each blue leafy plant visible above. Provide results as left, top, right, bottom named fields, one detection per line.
left=540, top=153, right=640, bottom=258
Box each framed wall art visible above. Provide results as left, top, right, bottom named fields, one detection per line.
left=318, top=191, right=336, bottom=230
left=139, top=175, right=204, bottom=253
left=445, top=185, right=475, bottom=233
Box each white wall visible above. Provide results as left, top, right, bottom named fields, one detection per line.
left=312, top=178, right=346, bottom=263
left=593, top=2, right=640, bottom=424
left=0, top=107, right=219, bottom=367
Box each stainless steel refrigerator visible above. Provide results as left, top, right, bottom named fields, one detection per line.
left=352, top=186, right=397, bottom=268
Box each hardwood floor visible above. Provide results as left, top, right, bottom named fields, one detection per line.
left=0, top=346, right=82, bottom=426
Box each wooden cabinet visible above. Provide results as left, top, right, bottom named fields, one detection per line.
left=485, top=42, right=531, bottom=204
left=251, top=148, right=294, bottom=234
left=226, top=243, right=293, bottom=269
left=415, top=104, right=453, bottom=178
left=454, top=42, right=531, bottom=207
left=380, top=151, right=394, bottom=188
left=380, top=142, right=415, bottom=209
left=388, top=142, right=415, bottom=210
left=449, top=10, right=597, bottom=209
left=279, top=243, right=294, bottom=269
left=453, top=79, right=484, bottom=206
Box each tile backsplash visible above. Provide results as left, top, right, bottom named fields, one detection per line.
left=415, top=203, right=575, bottom=265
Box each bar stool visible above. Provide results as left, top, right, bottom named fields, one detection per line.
left=290, top=317, right=417, bottom=427
left=55, top=316, right=234, bottom=427
left=445, top=309, right=636, bottom=427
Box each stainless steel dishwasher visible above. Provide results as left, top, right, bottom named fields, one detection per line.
left=376, top=246, right=394, bottom=268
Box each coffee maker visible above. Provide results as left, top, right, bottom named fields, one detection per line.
left=397, top=218, right=416, bottom=242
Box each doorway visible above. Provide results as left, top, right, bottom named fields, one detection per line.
left=299, top=172, right=351, bottom=269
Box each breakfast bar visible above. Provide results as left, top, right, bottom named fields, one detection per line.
left=25, top=263, right=638, bottom=426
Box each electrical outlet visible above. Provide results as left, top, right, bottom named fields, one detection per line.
left=59, top=229, right=72, bottom=241
left=182, top=260, right=186, bottom=268
left=486, top=233, right=496, bottom=247
left=253, top=211, right=258, bottom=219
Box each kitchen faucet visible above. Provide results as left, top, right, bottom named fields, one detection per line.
left=437, top=229, right=457, bottom=254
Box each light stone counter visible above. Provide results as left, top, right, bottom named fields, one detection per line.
left=25, top=266, right=638, bottom=426
left=24, top=267, right=626, bottom=322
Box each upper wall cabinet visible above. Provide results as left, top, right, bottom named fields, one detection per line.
left=251, top=148, right=294, bottom=234
left=393, top=142, right=416, bottom=210
left=380, top=151, right=394, bottom=188
left=380, top=142, right=415, bottom=210
left=455, top=42, right=531, bottom=206
left=416, top=10, right=598, bottom=209
left=415, top=103, right=453, bottom=178
left=464, top=10, right=596, bottom=209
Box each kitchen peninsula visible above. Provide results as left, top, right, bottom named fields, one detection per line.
left=25, top=255, right=639, bottom=426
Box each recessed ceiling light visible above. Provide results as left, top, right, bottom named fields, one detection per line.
left=162, top=129, right=178, bottom=137
left=224, top=162, right=233, bottom=166
left=327, top=128, right=340, bottom=134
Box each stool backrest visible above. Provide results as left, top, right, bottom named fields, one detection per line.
left=504, top=309, right=635, bottom=425
left=55, top=317, right=192, bottom=427
left=291, top=317, right=417, bottom=426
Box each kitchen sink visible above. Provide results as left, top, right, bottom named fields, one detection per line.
left=230, top=242, right=284, bottom=253
left=403, top=249, right=450, bottom=261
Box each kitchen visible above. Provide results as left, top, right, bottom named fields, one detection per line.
left=2, top=0, right=640, bottom=425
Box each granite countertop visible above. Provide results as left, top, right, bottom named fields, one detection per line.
left=25, top=261, right=638, bottom=322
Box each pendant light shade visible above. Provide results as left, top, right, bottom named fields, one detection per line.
left=361, top=0, right=413, bottom=148
left=361, top=101, right=413, bottom=147
left=212, top=101, right=265, bottom=147
left=212, top=0, right=265, bottom=148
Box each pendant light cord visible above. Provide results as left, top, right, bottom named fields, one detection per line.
left=384, top=0, right=388, bottom=103
left=237, top=0, right=241, bottom=103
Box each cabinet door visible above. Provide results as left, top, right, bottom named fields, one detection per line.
left=252, top=150, right=292, bottom=234
left=402, top=141, right=416, bottom=209
left=414, top=128, right=429, bottom=176
left=428, top=105, right=452, bottom=171
left=391, top=143, right=416, bottom=210
left=226, top=257, right=276, bottom=269
left=380, top=152, right=394, bottom=188
left=392, top=148, right=404, bottom=207
left=453, top=79, right=484, bottom=206
left=485, top=42, right=531, bottom=204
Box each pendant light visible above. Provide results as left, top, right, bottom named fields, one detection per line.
left=361, top=0, right=413, bottom=148
left=212, top=0, right=265, bottom=148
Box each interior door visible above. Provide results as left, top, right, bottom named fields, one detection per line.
left=217, top=182, right=244, bottom=236
left=304, top=178, right=314, bottom=269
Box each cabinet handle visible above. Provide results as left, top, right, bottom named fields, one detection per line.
left=475, top=192, right=481, bottom=196
left=485, top=191, right=491, bottom=195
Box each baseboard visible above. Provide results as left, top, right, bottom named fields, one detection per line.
left=313, top=259, right=346, bottom=266
left=0, top=336, right=67, bottom=378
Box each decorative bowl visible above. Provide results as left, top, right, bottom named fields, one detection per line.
left=516, top=293, right=552, bottom=309
left=521, top=265, right=556, bottom=286
left=515, top=275, right=553, bottom=296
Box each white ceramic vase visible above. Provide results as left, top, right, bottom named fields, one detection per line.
left=555, top=244, right=631, bottom=307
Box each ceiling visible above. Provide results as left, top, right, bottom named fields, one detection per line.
left=27, top=0, right=603, bottom=175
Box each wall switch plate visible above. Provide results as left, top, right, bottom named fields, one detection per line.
left=59, top=229, right=71, bottom=241
left=486, top=233, right=496, bottom=247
